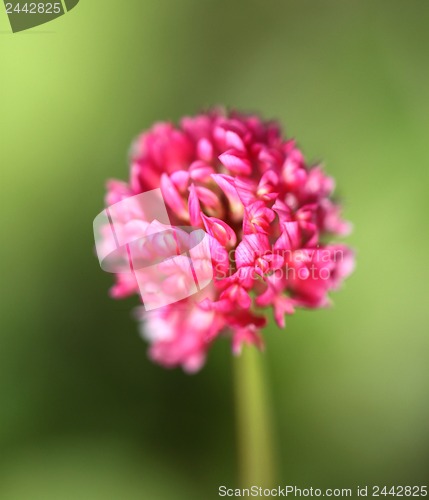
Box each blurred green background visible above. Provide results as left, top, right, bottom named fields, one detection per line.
left=1, top=1, right=428, bottom=498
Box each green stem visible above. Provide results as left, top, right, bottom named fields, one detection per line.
left=234, top=346, right=278, bottom=488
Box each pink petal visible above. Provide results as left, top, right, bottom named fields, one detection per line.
left=232, top=327, right=264, bottom=355
left=160, top=173, right=188, bottom=218
left=201, top=213, right=237, bottom=247
left=233, top=177, right=257, bottom=205
left=235, top=234, right=270, bottom=268
left=188, top=184, right=202, bottom=226
left=225, top=130, right=246, bottom=152
left=221, top=284, right=252, bottom=309
left=272, top=199, right=293, bottom=223
left=197, top=138, right=214, bottom=162
left=189, top=161, right=215, bottom=182
left=218, top=150, right=252, bottom=175
left=265, top=253, right=284, bottom=270
left=275, top=222, right=300, bottom=251
left=273, top=297, right=295, bottom=328
left=244, top=201, right=276, bottom=234
left=195, top=186, right=221, bottom=210
left=170, top=170, right=190, bottom=192
left=211, top=173, right=245, bottom=217
left=257, top=170, right=279, bottom=200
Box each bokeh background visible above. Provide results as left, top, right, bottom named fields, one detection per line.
left=1, top=1, right=428, bottom=498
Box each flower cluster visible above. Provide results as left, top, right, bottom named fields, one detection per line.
left=104, top=109, right=354, bottom=372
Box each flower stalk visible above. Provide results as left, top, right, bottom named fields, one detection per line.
left=234, top=346, right=277, bottom=488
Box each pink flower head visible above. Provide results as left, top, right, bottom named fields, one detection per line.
left=101, top=109, right=354, bottom=372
